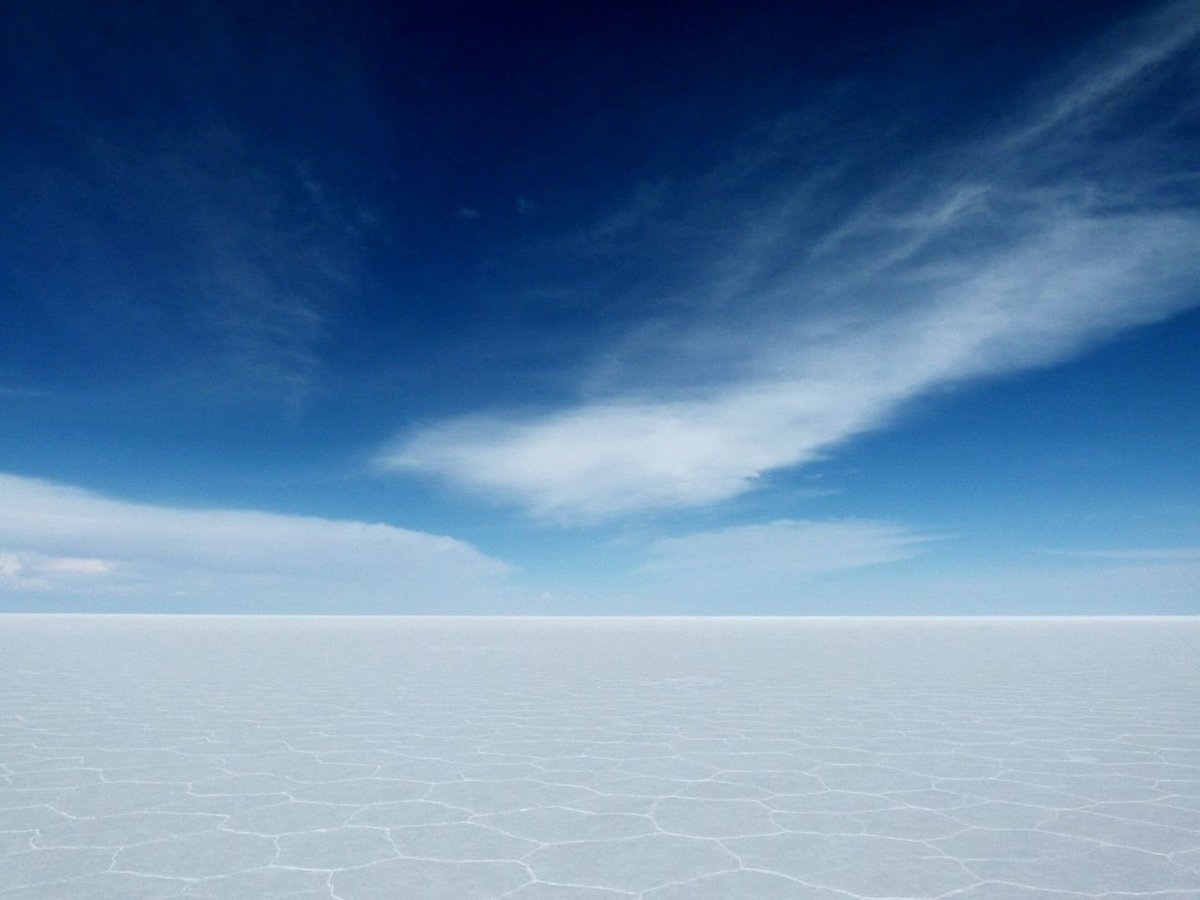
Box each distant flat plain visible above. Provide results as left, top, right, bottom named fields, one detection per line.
left=1, top=615, right=1198, bottom=899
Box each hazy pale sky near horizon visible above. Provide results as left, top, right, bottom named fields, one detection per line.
left=1, top=0, right=1197, bottom=614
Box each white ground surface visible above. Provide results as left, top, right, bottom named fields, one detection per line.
left=1, top=615, right=1199, bottom=899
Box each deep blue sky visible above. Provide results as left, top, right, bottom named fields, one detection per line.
left=1, top=0, right=1197, bottom=613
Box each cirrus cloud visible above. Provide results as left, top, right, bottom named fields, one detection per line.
left=381, top=1, right=1200, bottom=522
left=386, top=211, right=1199, bottom=520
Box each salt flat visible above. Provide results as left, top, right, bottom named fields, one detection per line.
left=1, top=615, right=1198, bottom=899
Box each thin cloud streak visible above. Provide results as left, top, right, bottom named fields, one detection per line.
left=2, top=0, right=380, bottom=413
left=619, top=519, right=938, bottom=613
left=642, top=519, right=936, bottom=578
left=390, top=214, right=1197, bottom=519
left=0, top=473, right=515, bottom=610
left=1003, top=0, right=1200, bottom=149
left=89, top=126, right=364, bottom=409
left=812, top=557, right=1200, bottom=615
left=624, top=539, right=1200, bottom=614
left=0, top=385, right=46, bottom=398
left=0, top=551, right=113, bottom=591
left=384, top=2, right=1200, bottom=521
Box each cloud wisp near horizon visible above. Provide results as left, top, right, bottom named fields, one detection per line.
left=0, top=472, right=941, bottom=613
left=0, top=474, right=515, bottom=612
left=383, top=1, right=1200, bottom=522
left=6, top=468, right=1196, bottom=614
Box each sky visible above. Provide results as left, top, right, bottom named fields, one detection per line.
left=1, top=0, right=1197, bottom=614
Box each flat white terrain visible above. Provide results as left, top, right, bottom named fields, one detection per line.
left=1, top=616, right=1198, bottom=899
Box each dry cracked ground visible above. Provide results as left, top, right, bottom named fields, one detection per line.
left=1, top=616, right=1199, bottom=899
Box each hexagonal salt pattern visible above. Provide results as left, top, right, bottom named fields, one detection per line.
left=2, top=615, right=1199, bottom=899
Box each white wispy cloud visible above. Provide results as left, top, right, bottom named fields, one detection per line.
left=0, top=551, right=113, bottom=591
left=627, top=537, right=1198, bottom=614
left=643, top=518, right=934, bottom=578
left=0, top=474, right=515, bottom=610
left=565, top=518, right=938, bottom=613
left=383, top=2, right=1200, bottom=521
left=388, top=213, right=1198, bottom=520
left=810, top=554, right=1200, bottom=615
left=1003, top=0, right=1200, bottom=149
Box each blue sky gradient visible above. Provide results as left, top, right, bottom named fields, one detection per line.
left=1, top=0, right=1197, bottom=613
